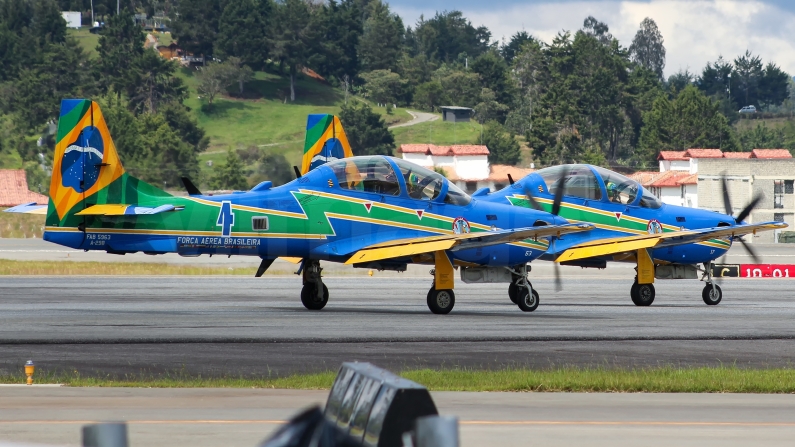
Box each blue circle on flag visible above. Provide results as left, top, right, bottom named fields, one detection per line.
left=61, top=126, right=104, bottom=192
left=309, top=138, right=346, bottom=170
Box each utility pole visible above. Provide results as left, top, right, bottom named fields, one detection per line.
left=117, top=0, right=119, bottom=15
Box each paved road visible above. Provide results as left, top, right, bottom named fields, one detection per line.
left=2, top=388, right=795, bottom=447
left=388, top=110, right=438, bottom=129
left=1, top=275, right=795, bottom=376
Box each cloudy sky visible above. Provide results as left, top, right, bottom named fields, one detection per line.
left=388, top=0, right=795, bottom=78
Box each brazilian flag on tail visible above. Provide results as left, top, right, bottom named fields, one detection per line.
left=300, top=114, right=353, bottom=175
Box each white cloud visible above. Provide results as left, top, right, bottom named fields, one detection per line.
left=393, top=0, right=795, bottom=78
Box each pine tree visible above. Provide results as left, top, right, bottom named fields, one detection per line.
left=480, top=120, right=521, bottom=165
left=211, top=149, right=249, bottom=190
left=216, top=0, right=271, bottom=70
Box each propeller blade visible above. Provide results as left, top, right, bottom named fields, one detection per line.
left=554, top=262, right=563, bottom=292
left=507, top=173, right=515, bottom=186
left=720, top=176, right=733, bottom=217
left=522, top=187, right=544, bottom=211
left=551, top=166, right=569, bottom=216
left=738, top=238, right=761, bottom=264
left=735, top=193, right=763, bottom=224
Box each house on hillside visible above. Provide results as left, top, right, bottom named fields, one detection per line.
left=398, top=144, right=532, bottom=192
left=0, top=170, right=48, bottom=207
left=440, top=106, right=473, bottom=123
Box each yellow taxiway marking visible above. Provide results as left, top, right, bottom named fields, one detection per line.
left=3, top=420, right=795, bottom=427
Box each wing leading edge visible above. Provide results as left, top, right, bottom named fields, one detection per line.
left=345, top=223, right=594, bottom=264
left=556, top=222, right=788, bottom=262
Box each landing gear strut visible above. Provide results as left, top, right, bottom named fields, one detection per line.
left=300, top=260, right=328, bottom=310
left=426, top=251, right=456, bottom=314
left=510, top=264, right=539, bottom=312
left=701, top=262, right=722, bottom=305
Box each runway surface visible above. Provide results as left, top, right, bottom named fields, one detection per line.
left=2, top=274, right=795, bottom=376
left=2, top=388, right=795, bottom=447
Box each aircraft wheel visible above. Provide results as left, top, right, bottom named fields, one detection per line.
left=508, top=283, right=519, bottom=304
left=702, top=284, right=722, bottom=305
left=427, top=288, right=455, bottom=314
left=301, top=284, right=329, bottom=310
left=516, top=287, right=540, bottom=312
left=630, top=282, right=655, bottom=306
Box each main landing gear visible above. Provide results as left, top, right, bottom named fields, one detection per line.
left=508, top=264, right=539, bottom=312
left=630, top=280, right=655, bottom=306
left=701, top=261, right=722, bottom=305
left=301, top=260, right=328, bottom=310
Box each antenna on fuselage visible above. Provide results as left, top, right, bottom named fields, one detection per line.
left=293, top=166, right=302, bottom=179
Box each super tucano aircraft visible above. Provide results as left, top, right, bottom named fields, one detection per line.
left=480, top=164, right=787, bottom=306
left=6, top=99, right=594, bottom=314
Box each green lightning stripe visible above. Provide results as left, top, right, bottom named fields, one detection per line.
left=506, top=194, right=731, bottom=249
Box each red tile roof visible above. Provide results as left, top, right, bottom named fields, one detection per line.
left=657, top=151, right=689, bottom=161
left=751, top=149, right=792, bottom=159
left=685, top=148, right=724, bottom=158
left=399, top=144, right=489, bottom=156
left=678, top=173, right=698, bottom=185
left=629, top=171, right=667, bottom=186
left=650, top=171, right=694, bottom=187
left=722, top=152, right=752, bottom=158
left=0, top=169, right=48, bottom=207
left=489, top=164, right=534, bottom=183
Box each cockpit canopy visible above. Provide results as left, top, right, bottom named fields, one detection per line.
left=534, top=164, right=662, bottom=209
left=324, top=156, right=472, bottom=206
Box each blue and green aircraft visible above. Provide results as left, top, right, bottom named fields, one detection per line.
left=7, top=99, right=597, bottom=314
left=479, top=164, right=787, bottom=306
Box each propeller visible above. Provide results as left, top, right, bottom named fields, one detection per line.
left=521, top=166, right=570, bottom=292
left=720, top=175, right=763, bottom=264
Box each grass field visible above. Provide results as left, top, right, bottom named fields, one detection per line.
left=0, top=211, right=45, bottom=238
left=4, top=366, right=795, bottom=393
left=67, top=28, right=100, bottom=58
left=392, top=118, right=482, bottom=147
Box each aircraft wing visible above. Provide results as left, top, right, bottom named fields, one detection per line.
left=4, top=202, right=47, bottom=214
left=345, top=223, right=593, bottom=264
left=75, top=204, right=180, bottom=216
left=556, top=222, right=788, bottom=262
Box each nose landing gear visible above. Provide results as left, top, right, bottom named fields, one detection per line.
left=701, top=262, right=722, bottom=305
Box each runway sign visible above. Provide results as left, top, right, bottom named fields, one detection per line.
left=712, top=265, right=740, bottom=278
left=739, top=264, right=795, bottom=278
left=325, top=362, right=438, bottom=447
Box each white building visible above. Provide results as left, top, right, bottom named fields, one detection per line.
left=638, top=148, right=793, bottom=208
left=61, top=11, right=81, bottom=28
left=398, top=144, right=533, bottom=192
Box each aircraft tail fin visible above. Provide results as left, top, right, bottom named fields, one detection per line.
left=300, top=114, right=353, bottom=175
left=47, top=99, right=169, bottom=226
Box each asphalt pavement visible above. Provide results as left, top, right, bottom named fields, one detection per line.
left=2, top=388, right=795, bottom=447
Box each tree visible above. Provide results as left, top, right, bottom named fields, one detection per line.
left=582, top=16, right=613, bottom=45
left=438, top=70, right=481, bottom=108
left=629, top=17, right=665, bottom=81
left=309, top=0, right=363, bottom=81
left=126, top=50, right=187, bottom=114
left=412, top=80, right=445, bottom=111
left=471, top=49, right=513, bottom=106
left=732, top=50, right=763, bottom=107
left=759, top=62, right=790, bottom=110
left=96, top=9, right=145, bottom=95
left=358, top=0, right=404, bottom=72
left=216, top=0, right=272, bottom=70
left=360, top=70, right=405, bottom=105
left=411, top=11, right=490, bottom=63
left=474, top=88, right=508, bottom=124
left=639, top=85, right=738, bottom=160
left=480, top=120, right=521, bottom=165
left=252, top=151, right=293, bottom=186
left=338, top=101, right=395, bottom=156
left=226, top=57, right=254, bottom=95
left=271, top=0, right=313, bottom=102
left=211, top=148, right=248, bottom=190
left=500, top=31, right=534, bottom=64
left=195, top=62, right=233, bottom=107
left=666, top=69, right=694, bottom=94
left=697, top=56, right=733, bottom=98
left=171, top=0, right=224, bottom=56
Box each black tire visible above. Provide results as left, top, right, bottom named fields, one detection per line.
left=508, top=283, right=519, bottom=304
left=301, top=284, right=329, bottom=310
left=427, top=288, right=455, bottom=314
left=632, top=282, right=655, bottom=306
left=702, top=284, right=722, bottom=305
left=516, top=287, right=540, bottom=312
